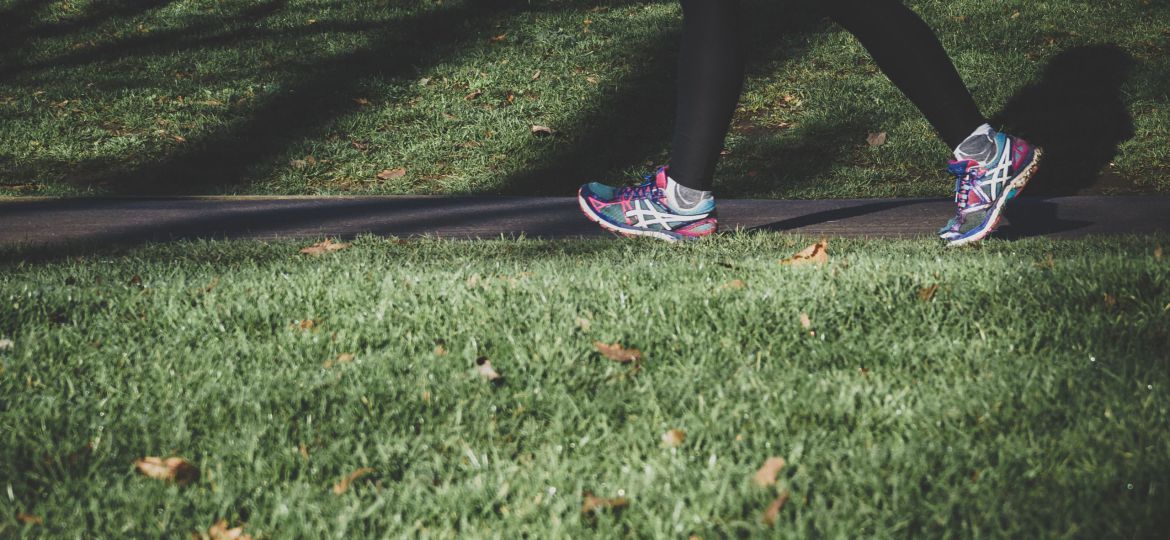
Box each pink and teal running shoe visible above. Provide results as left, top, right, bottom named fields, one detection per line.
left=578, top=166, right=717, bottom=242
left=939, top=132, right=1043, bottom=247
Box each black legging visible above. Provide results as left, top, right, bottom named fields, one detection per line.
left=670, top=0, right=987, bottom=191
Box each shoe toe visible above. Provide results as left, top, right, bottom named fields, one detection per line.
left=580, top=182, right=618, bottom=200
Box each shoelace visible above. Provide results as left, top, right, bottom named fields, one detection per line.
left=948, top=162, right=977, bottom=210
left=616, top=179, right=660, bottom=201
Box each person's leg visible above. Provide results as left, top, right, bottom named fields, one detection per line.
left=824, top=0, right=987, bottom=151
left=826, top=0, right=1042, bottom=246
left=576, top=0, right=740, bottom=242
left=668, top=0, right=746, bottom=193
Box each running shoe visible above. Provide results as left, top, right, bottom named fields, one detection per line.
left=938, top=132, right=1043, bottom=247
left=577, top=166, right=717, bottom=242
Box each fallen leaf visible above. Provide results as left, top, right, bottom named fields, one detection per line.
left=719, top=279, right=745, bottom=290
left=128, top=274, right=143, bottom=287
left=16, top=513, right=42, bottom=525
left=531, top=70, right=541, bottom=81
left=575, top=317, right=592, bottom=332
left=296, top=318, right=316, bottom=330
left=1104, top=293, right=1117, bottom=309
left=434, top=344, right=448, bottom=356
left=376, top=168, right=407, bottom=181
left=323, top=353, right=355, bottom=368
left=531, top=125, right=556, bottom=137
left=866, top=132, right=888, bottom=147
left=594, top=341, right=642, bottom=363
left=332, top=467, right=375, bottom=494
left=300, top=238, right=351, bottom=256
left=918, top=284, right=940, bottom=302
left=204, top=520, right=252, bottom=540
left=586, top=75, right=599, bottom=85
left=490, top=33, right=507, bottom=42
left=419, top=77, right=431, bottom=86
left=662, top=429, right=686, bottom=448
left=753, top=456, right=786, bottom=487
left=761, top=491, right=790, bottom=526
left=1155, top=245, right=1163, bottom=260
left=799, top=313, right=812, bottom=330
left=781, top=241, right=829, bottom=266
left=581, top=492, right=629, bottom=514
left=475, top=356, right=502, bottom=381
left=352, top=97, right=370, bottom=106
left=290, top=159, right=308, bottom=169
left=464, top=89, right=483, bottom=100
left=0, top=338, right=13, bottom=351
left=1035, top=253, right=1056, bottom=269
left=135, top=456, right=199, bottom=485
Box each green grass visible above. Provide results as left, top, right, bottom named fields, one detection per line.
left=1, top=0, right=1168, bottom=197
left=2, top=235, right=1168, bottom=537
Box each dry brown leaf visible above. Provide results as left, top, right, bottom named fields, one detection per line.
left=332, top=467, right=375, bottom=495
left=490, top=33, right=508, bottom=42
left=866, top=132, right=888, bottom=147
left=376, top=167, right=407, bottom=181
left=300, top=238, right=351, bottom=256
left=780, top=241, right=829, bottom=267
left=719, top=279, right=745, bottom=291
left=128, top=274, right=143, bottom=287
left=297, top=318, right=316, bottom=330
left=799, top=313, right=812, bottom=330
left=753, top=456, right=787, bottom=487
left=323, top=353, right=355, bottom=368
left=204, top=519, right=252, bottom=540
left=135, top=456, right=199, bottom=485
left=352, top=97, right=370, bottom=106
left=1104, top=293, right=1118, bottom=309
left=434, top=344, right=448, bottom=356
left=918, top=284, right=940, bottom=302
left=464, top=89, right=483, bottom=100
left=1155, top=245, right=1163, bottom=260
left=16, top=513, right=43, bottom=525
left=531, top=70, right=541, bottom=81
left=662, top=429, right=686, bottom=448
left=594, top=341, right=642, bottom=363
left=531, top=125, right=556, bottom=137
left=762, top=491, right=790, bottom=526
left=581, top=492, right=629, bottom=514
left=475, top=356, right=502, bottom=381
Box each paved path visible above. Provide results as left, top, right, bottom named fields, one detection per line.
left=0, top=196, right=1167, bottom=246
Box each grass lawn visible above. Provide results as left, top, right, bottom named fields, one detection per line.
left=1, top=0, right=1169, bottom=198
left=1, top=235, right=1168, bottom=537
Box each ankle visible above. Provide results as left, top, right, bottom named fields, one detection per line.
left=664, top=176, right=715, bottom=214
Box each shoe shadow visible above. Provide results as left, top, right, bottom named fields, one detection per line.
left=997, top=198, right=1094, bottom=240
left=994, top=44, right=1136, bottom=196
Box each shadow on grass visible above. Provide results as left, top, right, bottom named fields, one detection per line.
left=995, top=44, right=1136, bottom=196
left=0, top=3, right=1147, bottom=249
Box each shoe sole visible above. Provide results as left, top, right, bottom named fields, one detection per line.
left=577, top=188, right=695, bottom=243
left=947, top=147, right=1044, bottom=248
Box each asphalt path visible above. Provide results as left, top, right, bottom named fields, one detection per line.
left=0, top=196, right=1167, bottom=247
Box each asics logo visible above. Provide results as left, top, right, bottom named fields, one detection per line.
left=625, top=199, right=709, bottom=230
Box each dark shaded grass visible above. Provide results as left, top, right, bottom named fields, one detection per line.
left=1, top=0, right=1167, bottom=197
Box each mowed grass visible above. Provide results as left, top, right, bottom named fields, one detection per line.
left=1, top=0, right=1168, bottom=197
left=1, top=235, right=1168, bottom=537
